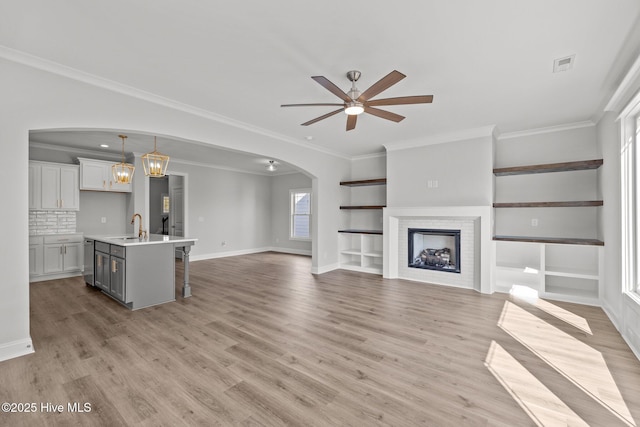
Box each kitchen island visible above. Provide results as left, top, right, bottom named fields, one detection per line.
left=85, top=234, right=197, bottom=310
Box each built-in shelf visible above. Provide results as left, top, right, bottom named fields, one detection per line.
left=493, top=201, right=603, bottom=208
left=340, top=205, right=386, bottom=210
left=338, top=229, right=383, bottom=235
left=493, top=235, right=604, bottom=246
left=493, top=159, right=603, bottom=176
left=339, top=178, right=386, bottom=275
left=340, top=178, right=387, bottom=186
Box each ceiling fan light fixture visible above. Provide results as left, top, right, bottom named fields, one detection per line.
left=345, top=101, right=364, bottom=115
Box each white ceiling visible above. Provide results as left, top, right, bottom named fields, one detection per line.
left=4, top=1, right=640, bottom=168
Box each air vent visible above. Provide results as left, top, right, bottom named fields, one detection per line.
left=553, top=55, right=575, bottom=73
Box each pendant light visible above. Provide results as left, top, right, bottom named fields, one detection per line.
left=112, top=135, right=135, bottom=184
left=142, top=136, right=170, bottom=177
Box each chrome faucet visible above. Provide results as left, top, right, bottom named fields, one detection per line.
left=131, top=213, right=146, bottom=239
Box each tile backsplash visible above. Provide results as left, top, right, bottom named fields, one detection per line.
left=29, top=211, right=77, bottom=235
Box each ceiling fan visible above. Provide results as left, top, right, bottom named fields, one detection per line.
left=281, top=70, right=433, bottom=131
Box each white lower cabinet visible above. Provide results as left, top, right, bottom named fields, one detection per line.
left=29, top=236, right=44, bottom=278
left=31, top=234, right=84, bottom=281
left=494, top=240, right=603, bottom=305
left=339, top=232, right=383, bottom=274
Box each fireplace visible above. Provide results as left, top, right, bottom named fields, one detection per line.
left=408, top=228, right=461, bottom=273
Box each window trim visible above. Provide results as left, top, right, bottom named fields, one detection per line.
left=620, top=92, right=640, bottom=295
left=289, top=188, right=311, bottom=241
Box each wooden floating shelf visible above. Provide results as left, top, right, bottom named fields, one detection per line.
left=493, top=159, right=603, bottom=176
left=338, top=229, right=383, bottom=235
left=340, top=205, right=386, bottom=210
left=340, top=178, right=387, bottom=187
left=493, top=201, right=603, bottom=208
left=493, top=235, right=604, bottom=246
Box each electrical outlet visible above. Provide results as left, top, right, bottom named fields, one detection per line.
left=531, top=218, right=538, bottom=227
left=221, top=241, right=227, bottom=247
left=101, top=217, right=107, bottom=223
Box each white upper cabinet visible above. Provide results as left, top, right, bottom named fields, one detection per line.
left=79, top=158, right=132, bottom=193
left=32, top=162, right=79, bottom=211
left=29, top=163, right=41, bottom=210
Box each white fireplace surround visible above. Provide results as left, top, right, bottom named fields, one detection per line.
left=383, top=206, right=493, bottom=294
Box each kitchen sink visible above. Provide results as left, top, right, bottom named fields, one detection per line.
left=112, top=236, right=141, bottom=241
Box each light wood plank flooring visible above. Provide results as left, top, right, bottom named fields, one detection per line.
left=1, top=252, right=639, bottom=426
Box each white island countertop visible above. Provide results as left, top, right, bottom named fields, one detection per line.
left=85, top=234, right=197, bottom=247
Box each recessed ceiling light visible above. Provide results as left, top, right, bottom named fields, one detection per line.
left=305, top=136, right=313, bottom=141
left=100, top=144, right=109, bottom=148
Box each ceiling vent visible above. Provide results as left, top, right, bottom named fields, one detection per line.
left=553, top=55, right=575, bottom=73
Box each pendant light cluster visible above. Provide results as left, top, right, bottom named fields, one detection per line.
left=142, top=136, right=170, bottom=177
left=112, top=135, right=135, bottom=184
left=111, top=134, right=171, bottom=184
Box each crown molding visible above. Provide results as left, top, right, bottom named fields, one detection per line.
left=351, top=151, right=387, bottom=161
left=29, top=141, right=122, bottom=161
left=169, top=158, right=298, bottom=176
left=605, top=53, right=640, bottom=113
left=383, top=125, right=496, bottom=152
left=497, top=121, right=595, bottom=140
left=0, top=45, right=350, bottom=161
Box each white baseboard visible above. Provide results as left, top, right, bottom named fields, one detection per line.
left=601, top=299, right=621, bottom=332
left=312, top=262, right=340, bottom=275
left=0, top=337, right=34, bottom=362
left=190, top=246, right=311, bottom=262
left=269, top=246, right=312, bottom=256
left=190, top=247, right=272, bottom=261
left=189, top=247, right=342, bottom=274
left=30, top=271, right=82, bottom=283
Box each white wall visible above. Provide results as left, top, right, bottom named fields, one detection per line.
left=165, top=161, right=273, bottom=258
left=270, top=172, right=312, bottom=255
left=386, top=135, right=493, bottom=208
left=0, top=56, right=349, bottom=362
left=597, top=112, right=622, bottom=320
left=494, top=125, right=599, bottom=238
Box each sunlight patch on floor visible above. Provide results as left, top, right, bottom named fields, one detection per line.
left=485, top=340, right=588, bottom=427
left=532, top=298, right=593, bottom=335
left=498, top=301, right=635, bottom=426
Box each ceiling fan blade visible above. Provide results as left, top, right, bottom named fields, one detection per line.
left=364, top=106, right=405, bottom=123
left=311, top=76, right=352, bottom=102
left=366, top=95, right=433, bottom=106
left=357, top=70, right=406, bottom=102
left=346, top=114, right=357, bottom=131
left=281, top=103, right=344, bottom=107
left=301, top=108, right=344, bottom=126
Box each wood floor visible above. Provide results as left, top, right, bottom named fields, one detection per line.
left=1, top=252, right=640, bottom=426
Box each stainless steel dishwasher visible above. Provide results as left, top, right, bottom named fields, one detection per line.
left=83, top=238, right=94, bottom=286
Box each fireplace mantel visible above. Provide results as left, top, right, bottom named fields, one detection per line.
left=383, top=206, right=493, bottom=294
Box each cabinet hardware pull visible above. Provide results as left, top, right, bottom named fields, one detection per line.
left=61, top=199, right=64, bottom=207
left=103, top=180, right=106, bottom=188
left=64, top=245, right=67, bottom=254
left=112, top=259, right=117, bottom=273
left=97, top=256, right=101, bottom=267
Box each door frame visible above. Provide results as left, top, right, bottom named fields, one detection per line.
left=145, top=170, right=188, bottom=239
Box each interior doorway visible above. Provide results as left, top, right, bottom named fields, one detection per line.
left=148, top=172, right=186, bottom=258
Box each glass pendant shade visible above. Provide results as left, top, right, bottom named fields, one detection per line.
left=112, top=135, right=135, bottom=184
left=142, top=136, right=170, bottom=177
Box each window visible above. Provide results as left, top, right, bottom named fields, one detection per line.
left=620, top=97, right=640, bottom=294
left=290, top=189, right=311, bottom=240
